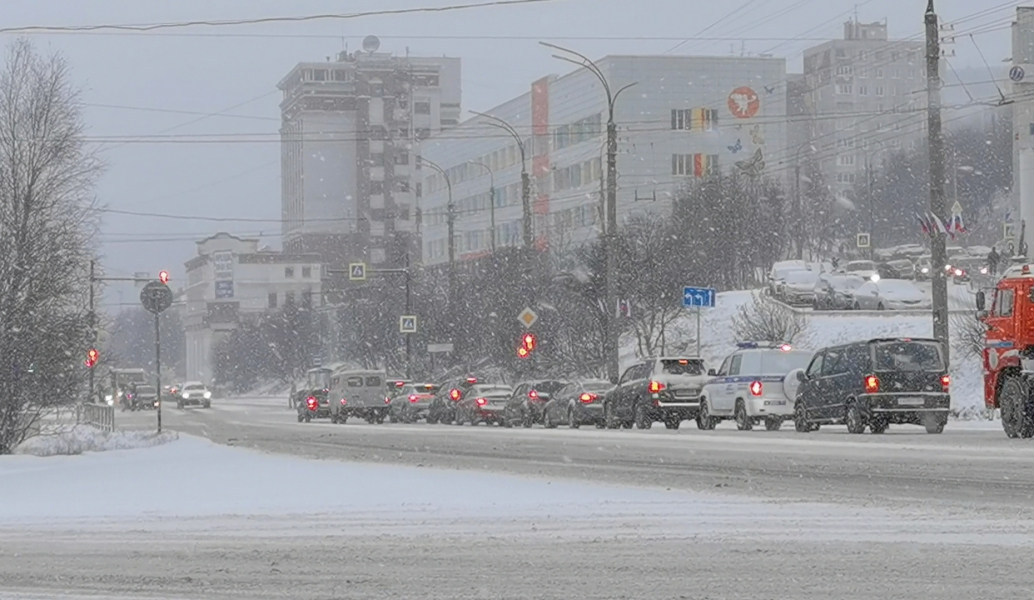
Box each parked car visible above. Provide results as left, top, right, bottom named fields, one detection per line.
left=541, top=380, right=614, bottom=429
left=296, top=387, right=331, bottom=422
left=793, top=338, right=951, bottom=434
left=841, top=260, right=879, bottom=281
left=698, top=342, right=814, bottom=431
left=878, top=259, right=916, bottom=280
left=813, top=273, right=867, bottom=310
left=388, top=382, right=440, bottom=423
left=176, top=381, right=211, bottom=409
left=503, top=380, right=568, bottom=427
left=426, top=376, right=481, bottom=425
left=327, top=369, right=389, bottom=424
left=603, top=357, right=709, bottom=430
left=776, top=269, right=821, bottom=305
left=455, top=384, right=514, bottom=426
left=852, top=279, right=931, bottom=311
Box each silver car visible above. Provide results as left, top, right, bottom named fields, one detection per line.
left=852, top=279, right=931, bottom=311
left=813, top=273, right=867, bottom=310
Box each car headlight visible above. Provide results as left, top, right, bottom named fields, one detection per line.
left=203, top=391, right=212, bottom=399
left=181, top=392, right=189, bottom=399
left=921, top=267, right=929, bottom=273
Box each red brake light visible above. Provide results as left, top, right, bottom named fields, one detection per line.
left=340, top=398, right=347, bottom=405
left=449, top=388, right=461, bottom=401
left=475, top=397, right=487, bottom=407
left=648, top=381, right=665, bottom=393
left=528, top=390, right=539, bottom=400
left=306, top=396, right=318, bottom=410
left=780, top=344, right=792, bottom=352
left=579, top=392, right=596, bottom=403
left=678, top=359, right=688, bottom=365
left=749, top=381, right=763, bottom=396
left=941, top=374, right=950, bottom=391
left=466, top=376, right=478, bottom=384
left=395, top=381, right=405, bottom=388
left=409, top=394, right=419, bottom=403
left=384, top=396, right=392, bottom=404
left=865, top=375, right=880, bottom=394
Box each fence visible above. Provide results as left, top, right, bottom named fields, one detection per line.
left=78, top=403, right=115, bottom=432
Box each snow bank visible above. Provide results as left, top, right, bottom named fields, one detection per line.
left=15, top=425, right=177, bottom=457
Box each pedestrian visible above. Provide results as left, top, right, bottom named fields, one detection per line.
left=831, top=256, right=840, bottom=270
left=289, top=382, right=297, bottom=409
left=988, top=246, right=1000, bottom=276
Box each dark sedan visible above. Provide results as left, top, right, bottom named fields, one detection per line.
left=455, top=384, right=514, bottom=426
left=502, top=380, right=568, bottom=427
left=541, top=380, right=614, bottom=429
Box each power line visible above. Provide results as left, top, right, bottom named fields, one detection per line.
left=23, top=31, right=845, bottom=42
left=0, top=0, right=566, bottom=34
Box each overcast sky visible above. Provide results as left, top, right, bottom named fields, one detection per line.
left=0, top=0, right=1016, bottom=310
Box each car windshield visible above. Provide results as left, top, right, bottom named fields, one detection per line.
left=474, top=385, right=512, bottom=395
left=661, top=359, right=704, bottom=375
left=873, top=341, right=944, bottom=371
left=531, top=381, right=567, bottom=394
left=138, top=386, right=156, bottom=394
left=184, top=384, right=205, bottom=391
left=846, top=261, right=875, bottom=271
left=758, top=351, right=814, bottom=374
left=879, top=281, right=918, bottom=294
left=832, top=276, right=866, bottom=290
left=785, top=270, right=818, bottom=284
left=581, top=382, right=613, bottom=392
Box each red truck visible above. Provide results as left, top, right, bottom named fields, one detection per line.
left=978, top=264, right=1034, bottom=438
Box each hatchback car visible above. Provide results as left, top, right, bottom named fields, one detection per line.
left=426, top=376, right=481, bottom=424
left=541, top=380, right=614, bottom=429
left=503, top=380, right=568, bottom=427
left=455, top=384, right=514, bottom=426
left=388, top=382, right=440, bottom=423
left=296, top=387, right=331, bottom=422
left=793, top=338, right=950, bottom=434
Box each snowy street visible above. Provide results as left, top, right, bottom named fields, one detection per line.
left=4, top=398, right=1034, bottom=598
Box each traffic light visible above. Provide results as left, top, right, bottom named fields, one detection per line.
left=158, top=270, right=170, bottom=284
left=85, top=348, right=99, bottom=368
left=517, top=332, right=536, bottom=359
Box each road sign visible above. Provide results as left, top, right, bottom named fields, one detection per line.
left=349, top=262, right=367, bottom=281
left=428, top=343, right=454, bottom=353
left=951, top=200, right=963, bottom=215
left=140, top=281, right=173, bottom=314
left=400, top=315, right=418, bottom=334
left=856, top=232, right=871, bottom=249
left=1011, top=65, right=1026, bottom=82
left=1005, top=222, right=1017, bottom=240
left=682, top=286, right=716, bottom=308
left=518, top=307, right=538, bottom=328
left=214, top=280, right=234, bottom=299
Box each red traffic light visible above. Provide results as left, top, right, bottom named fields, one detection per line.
left=85, top=348, right=99, bottom=368
left=516, top=346, right=530, bottom=359
left=522, top=333, right=536, bottom=350
left=158, top=270, right=170, bottom=284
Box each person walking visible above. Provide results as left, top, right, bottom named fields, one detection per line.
left=988, top=247, right=1000, bottom=277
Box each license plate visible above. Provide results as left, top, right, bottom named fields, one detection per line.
left=897, top=397, right=924, bottom=406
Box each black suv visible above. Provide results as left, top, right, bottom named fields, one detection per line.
left=426, top=376, right=481, bottom=425
left=503, top=380, right=568, bottom=428
left=603, top=357, right=709, bottom=430
left=793, top=338, right=951, bottom=435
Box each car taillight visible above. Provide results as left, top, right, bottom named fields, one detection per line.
left=579, top=393, right=596, bottom=403
left=941, top=374, right=950, bottom=391
left=466, top=377, right=478, bottom=384
left=409, top=394, right=419, bottom=403
left=864, top=375, right=880, bottom=394
left=384, top=397, right=391, bottom=404
left=528, top=390, right=539, bottom=400
left=449, top=388, right=461, bottom=401
left=648, top=381, right=665, bottom=393
left=340, top=398, right=347, bottom=405
left=475, top=397, right=487, bottom=407
left=954, top=268, right=964, bottom=277
left=749, top=381, right=763, bottom=396
left=306, top=397, right=318, bottom=410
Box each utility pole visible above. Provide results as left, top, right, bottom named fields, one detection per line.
left=470, top=111, right=532, bottom=248
left=88, top=259, right=96, bottom=403
left=926, top=0, right=949, bottom=364
left=542, top=42, right=636, bottom=383
left=418, top=156, right=455, bottom=312
left=867, top=159, right=875, bottom=261
left=794, top=163, right=802, bottom=260
left=469, top=161, right=496, bottom=254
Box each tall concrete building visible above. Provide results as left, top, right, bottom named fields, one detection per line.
left=1013, top=7, right=1034, bottom=254
left=795, top=20, right=927, bottom=192
left=418, top=54, right=787, bottom=265
left=278, top=38, right=461, bottom=268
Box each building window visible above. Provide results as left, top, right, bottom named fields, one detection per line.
left=313, top=69, right=327, bottom=81
left=837, top=154, right=855, bottom=166
left=394, top=151, right=409, bottom=165
left=285, top=291, right=295, bottom=304
left=858, top=85, right=868, bottom=96
left=836, top=84, right=853, bottom=95
left=835, top=66, right=853, bottom=76
left=371, top=248, right=386, bottom=264
left=875, top=86, right=884, bottom=96
left=415, top=128, right=430, bottom=140
left=891, top=52, right=901, bottom=61
left=835, top=48, right=847, bottom=58
left=333, top=70, right=351, bottom=82
left=671, top=108, right=718, bottom=131
left=875, top=51, right=885, bottom=61
left=285, top=267, right=294, bottom=278
left=875, top=68, right=884, bottom=78
left=369, top=153, right=385, bottom=165
left=672, top=153, right=718, bottom=177
left=892, top=68, right=900, bottom=79
left=268, top=292, right=278, bottom=309
left=414, top=100, right=431, bottom=115
left=370, top=180, right=384, bottom=195
left=836, top=172, right=857, bottom=184
left=302, top=266, right=312, bottom=278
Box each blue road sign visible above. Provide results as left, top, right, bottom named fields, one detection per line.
left=683, top=286, right=716, bottom=308
left=1011, top=65, right=1026, bottom=83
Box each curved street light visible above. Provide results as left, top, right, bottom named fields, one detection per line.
left=468, top=160, right=497, bottom=254
left=469, top=110, right=533, bottom=250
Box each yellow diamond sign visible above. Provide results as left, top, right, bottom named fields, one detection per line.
left=518, top=307, right=538, bottom=329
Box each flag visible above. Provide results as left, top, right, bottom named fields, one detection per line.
left=916, top=212, right=930, bottom=236
left=929, top=212, right=949, bottom=237
left=950, top=212, right=967, bottom=235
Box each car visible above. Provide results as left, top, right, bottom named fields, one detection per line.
left=793, top=338, right=951, bottom=434
left=541, top=380, right=614, bottom=429
left=776, top=269, right=821, bottom=305
left=455, top=384, right=514, bottom=426
left=698, top=342, right=814, bottom=431
left=914, top=255, right=933, bottom=281
left=878, top=259, right=916, bottom=280
left=388, top=382, right=441, bottom=423
left=948, top=256, right=987, bottom=284
left=136, top=385, right=159, bottom=410
left=767, top=261, right=823, bottom=297
left=813, top=273, right=867, bottom=310
left=852, top=279, right=931, bottom=311
left=503, top=380, right=568, bottom=427
left=841, top=260, right=879, bottom=281
left=426, top=376, right=481, bottom=424
left=326, top=369, right=390, bottom=424
left=296, top=388, right=332, bottom=422
left=603, top=357, right=709, bottom=430
left=176, top=381, right=212, bottom=409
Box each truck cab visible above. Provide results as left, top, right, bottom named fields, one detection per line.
left=978, top=265, right=1034, bottom=438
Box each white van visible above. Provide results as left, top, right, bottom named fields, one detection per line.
left=328, top=369, right=390, bottom=424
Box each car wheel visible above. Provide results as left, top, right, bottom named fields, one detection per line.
left=852, top=302, right=861, bottom=310
left=634, top=404, right=652, bottom=430
left=454, top=411, right=465, bottom=426
left=297, top=414, right=303, bottom=423
left=877, top=302, right=885, bottom=311
left=846, top=402, right=866, bottom=434
left=330, top=413, right=339, bottom=424
left=922, top=413, right=947, bottom=435
left=426, top=412, right=438, bottom=425
left=664, top=417, right=680, bottom=430
left=869, top=417, right=888, bottom=434
left=203, top=401, right=211, bottom=409
left=621, top=420, right=634, bottom=429
left=794, top=402, right=811, bottom=433
left=568, top=408, right=580, bottom=429
left=177, top=401, right=184, bottom=410
left=696, top=399, right=717, bottom=430
left=595, top=420, right=605, bottom=429
left=764, top=417, right=782, bottom=431
left=304, top=412, right=311, bottom=423
left=543, top=409, right=557, bottom=429
left=522, top=410, right=534, bottom=428
left=1000, top=377, right=1030, bottom=439
left=389, top=412, right=399, bottom=423
left=734, top=400, right=753, bottom=431
left=604, top=402, right=620, bottom=429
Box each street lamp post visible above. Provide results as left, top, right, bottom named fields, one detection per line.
left=793, top=141, right=815, bottom=261
left=866, top=146, right=890, bottom=261
left=541, top=41, right=636, bottom=384
left=417, top=156, right=455, bottom=312
left=469, top=160, right=497, bottom=254
left=470, top=110, right=532, bottom=249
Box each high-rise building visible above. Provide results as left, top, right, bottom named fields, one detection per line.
left=418, top=54, right=786, bottom=266
left=795, top=20, right=927, bottom=192
left=1013, top=7, right=1034, bottom=254
left=278, top=39, right=461, bottom=268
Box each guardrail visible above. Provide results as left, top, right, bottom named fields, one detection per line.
left=762, top=292, right=974, bottom=317
left=78, top=403, right=115, bottom=432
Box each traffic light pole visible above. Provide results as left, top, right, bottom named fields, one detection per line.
left=154, top=313, right=162, bottom=434
left=88, top=260, right=96, bottom=403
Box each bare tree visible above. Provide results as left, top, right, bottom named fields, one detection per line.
left=0, top=40, right=101, bottom=453
left=732, top=291, right=806, bottom=344
left=950, top=313, right=986, bottom=361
